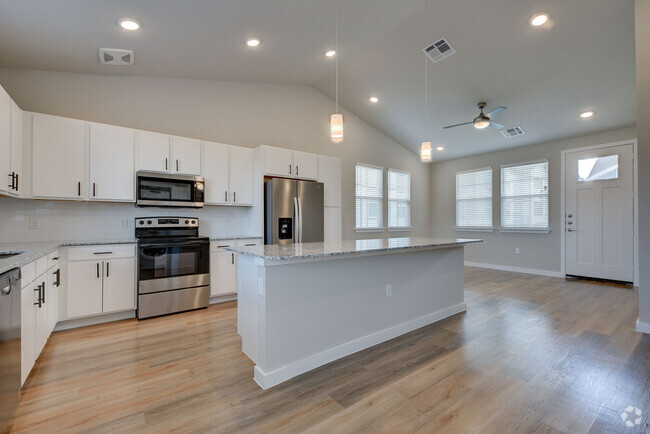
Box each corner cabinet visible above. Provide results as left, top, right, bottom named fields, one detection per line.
left=89, top=123, right=135, bottom=202
left=32, top=113, right=86, bottom=199
left=0, top=85, right=22, bottom=197
left=261, top=145, right=318, bottom=180
left=203, top=142, right=253, bottom=206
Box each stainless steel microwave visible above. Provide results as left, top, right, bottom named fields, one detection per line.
left=136, top=172, right=205, bottom=208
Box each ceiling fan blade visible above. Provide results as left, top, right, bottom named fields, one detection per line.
left=443, top=121, right=474, bottom=129
left=486, top=106, right=507, bottom=118
left=489, top=120, right=504, bottom=129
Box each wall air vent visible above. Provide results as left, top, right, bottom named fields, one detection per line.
left=423, top=38, right=456, bottom=63
left=501, top=126, right=525, bottom=138
left=98, top=48, right=134, bottom=66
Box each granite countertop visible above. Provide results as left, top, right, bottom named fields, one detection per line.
left=0, top=239, right=137, bottom=275
left=225, top=237, right=483, bottom=261
left=210, top=236, right=263, bottom=241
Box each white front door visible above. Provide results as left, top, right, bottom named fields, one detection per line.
left=565, top=143, right=634, bottom=282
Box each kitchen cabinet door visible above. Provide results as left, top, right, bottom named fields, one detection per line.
left=102, top=258, right=135, bottom=313
left=263, top=146, right=294, bottom=177
left=210, top=251, right=237, bottom=296
left=229, top=146, right=253, bottom=205
left=67, top=261, right=103, bottom=318
left=32, top=114, right=85, bottom=199
left=293, top=151, right=318, bottom=180
left=47, top=266, right=60, bottom=334
left=203, top=141, right=230, bottom=205
left=21, top=282, right=36, bottom=386
left=89, top=123, right=135, bottom=201
left=0, top=85, right=11, bottom=194
left=34, top=276, right=48, bottom=357
left=10, top=101, right=23, bottom=196
left=171, top=136, right=202, bottom=175
left=136, top=130, right=170, bottom=173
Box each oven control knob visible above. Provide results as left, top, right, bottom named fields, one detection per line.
left=147, top=220, right=152, bottom=225
left=185, top=220, right=189, bottom=224
left=191, top=220, right=196, bottom=224
left=139, top=221, right=144, bottom=225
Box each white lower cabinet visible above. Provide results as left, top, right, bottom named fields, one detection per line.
left=66, top=245, right=136, bottom=319
left=209, top=239, right=262, bottom=297
left=20, top=277, right=36, bottom=386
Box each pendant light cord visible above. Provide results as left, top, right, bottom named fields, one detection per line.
left=335, top=0, right=339, bottom=113
left=424, top=0, right=428, bottom=126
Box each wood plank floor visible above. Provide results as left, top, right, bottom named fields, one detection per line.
left=8, top=267, right=649, bottom=433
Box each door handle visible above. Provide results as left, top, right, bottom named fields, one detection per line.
left=97, top=262, right=100, bottom=278
left=78, top=181, right=81, bottom=196
left=8, top=172, right=14, bottom=189
left=176, top=159, right=179, bottom=172
left=567, top=228, right=575, bottom=232
left=93, top=251, right=113, bottom=255
left=289, top=164, right=292, bottom=175
left=296, top=165, right=299, bottom=176
left=231, top=253, right=234, bottom=264
left=225, top=191, right=228, bottom=202
left=93, top=182, right=96, bottom=197
left=33, top=285, right=42, bottom=308
left=165, top=158, right=168, bottom=171
left=14, top=173, right=18, bottom=191
left=106, top=262, right=109, bottom=277
left=53, top=269, right=61, bottom=287
left=233, top=191, right=236, bottom=203
left=41, top=281, right=45, bottom=304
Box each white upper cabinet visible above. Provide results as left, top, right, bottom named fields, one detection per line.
left=318, top=156, right=342, bottom=207
left=89, top=123, right=135, bottom=202
left=136, top=130, right=170, bottom=173
left=229, top=146, right=253, bottom=205
left=0, top=85, right=11, bottom=194
left=32, top=114, right=85, bottom=199
left=171, top=136, right=202, bottom=175
left=293, top=151, right=318, bottom=180
left=261, top=145, right=318, bottom=180
left=10, top=101, right=23, bottom=196
left=203, top=141, right=229, bottom=205
left=263, top=146, right=294, bottom=177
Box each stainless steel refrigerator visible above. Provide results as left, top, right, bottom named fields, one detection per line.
left=264, top=178, right=324, bottom=245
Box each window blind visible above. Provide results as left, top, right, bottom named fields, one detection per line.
left=356, top=164, right=383, bottom=229
left=388, top=169, right=411, bottom=228
left=456, top=168, right=493, bottom=227
left=501, top=161, right=548, bottom=228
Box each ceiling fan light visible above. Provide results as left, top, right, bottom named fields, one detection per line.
left=420, top=142, right=432, bottom=163
left=331, top=113, right=344, bottom=143
left=474, top=119, right=490, bottom=129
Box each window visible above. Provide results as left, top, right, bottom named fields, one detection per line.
left=456, top=168, right=493, bottom=228
left=578, top=155, right=618, bottom=181
left=356, top=164, right=383, bottom=230
left=388, top=169, right=411, bottom=229
left=501, top=161, right=549, bottom=229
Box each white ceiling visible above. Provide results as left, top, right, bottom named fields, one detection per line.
left=0, top=0, right=637, bottom=160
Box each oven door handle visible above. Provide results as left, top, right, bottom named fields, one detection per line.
left=138, top=241, right=208, bottom=248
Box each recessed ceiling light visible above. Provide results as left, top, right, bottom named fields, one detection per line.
left=246, top=38, right=261, bottom=47
left=580, top=111, right=594, bottom=118
left=530, top=14, right=548, bottom=27
left=436, top=146, right=444, bottom=151
left=369, top=96, right=378, bottom=103
left=119, top=18, right=141, bottom=31
left=325, top=50, right=336, bottom=57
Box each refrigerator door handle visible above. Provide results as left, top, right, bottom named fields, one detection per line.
left=298, top=197, right=303, bottom=243
left=293, top=197, right=300, bottom=242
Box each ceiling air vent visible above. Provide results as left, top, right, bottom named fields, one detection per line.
left=98, top=48, right=134, bottom=66
left=501, top=126, right=525, bottom=138
left=423, top=38, right=456, bottom=63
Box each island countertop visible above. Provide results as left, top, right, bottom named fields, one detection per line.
left=225, top=237, right=482, bottom=262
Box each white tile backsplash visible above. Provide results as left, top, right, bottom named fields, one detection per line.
left=0, top=197, right=259, bottom=242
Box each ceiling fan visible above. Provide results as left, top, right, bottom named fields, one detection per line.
left=443, top=102, right=507, bottom=130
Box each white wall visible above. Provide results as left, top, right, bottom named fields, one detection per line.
left=430, top=127, right=637, bottom=275
left=635, top=0, right=650, bottom=330
left=0, top=69, right=429, bottom=242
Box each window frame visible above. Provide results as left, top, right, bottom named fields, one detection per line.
left=387, top=168, right=412, bottom=231
left=454, top=167, right=494, bottom=231
left=500, top=159, right=550, bottom=232
left=355, top=163, right=384, bottom=232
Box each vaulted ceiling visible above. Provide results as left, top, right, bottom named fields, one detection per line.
left=0, top=0, right=636, bottom=160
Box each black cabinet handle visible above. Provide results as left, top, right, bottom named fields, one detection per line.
left=225, top=191, right=228, bottom=202
left=41, top=281, right=45, bottom=304
left=33, top=285, right=42, bottom=307
left=176, top=160, right=179, bottom=171
left=106, top=262, right=109, bottom=277
left=97, top=263, right=100, bottom=278
left=165, top=158, right=168, bottom=171
left=14, top=173, right=18, bottom=191
left=93, top=251, right=113, bottom=255
left=296, top=165, right=299, bottom=176
left=93, top=183, right=96, bottom=197
left=231, top=253, right=234, bottom=264
left=78, top=182, right=81, bottom=196
left=289, top=164, right=292, bottom=174
left=53, top=269, right=61, bottom=287
left=234, top=192, right=236, bottom=202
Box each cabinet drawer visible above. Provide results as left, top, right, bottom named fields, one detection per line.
left=47, top=250, right=60, bottom=269
left=68, top=244, right=135, bottom=261
left=210, top=240, right=236, bottom=252
left=35, top=256, right=48, bottom=276
left=21, top=261, right=35, bottom=288
left=236, top=239, right=263, bottom=247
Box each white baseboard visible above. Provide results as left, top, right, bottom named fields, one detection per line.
left=54, top=310, right=135, bottom=331
left=464, top=261, right=564, bottom=278
left=636, top=319, right=650, bottom=334
left=209, top=293, right=237, bottom=304
left=253, top=302, right=467, bottom=390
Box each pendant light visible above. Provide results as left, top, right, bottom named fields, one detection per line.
left=420, top=0, right=432, bottom=163
left=330, top=0, right=343, bottom=143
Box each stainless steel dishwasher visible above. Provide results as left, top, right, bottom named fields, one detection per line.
left=0, top=268, right=21, bottom=431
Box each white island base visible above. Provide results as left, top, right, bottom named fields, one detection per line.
left=230, top=238, right=480, bottom=389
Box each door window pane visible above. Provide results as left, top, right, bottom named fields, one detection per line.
left=578, top=155, right=619, bottom=181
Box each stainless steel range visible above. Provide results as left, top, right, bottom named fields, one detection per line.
left=136, top=217, right=210, bottom=319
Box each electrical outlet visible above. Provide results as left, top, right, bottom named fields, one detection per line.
left=386, top=284, right=392, bottom=298
left=121, top=218, right=129, bottom=228
left=29, top=218, right=40, bottom=230
left=515, top=248, right=520, bottom=255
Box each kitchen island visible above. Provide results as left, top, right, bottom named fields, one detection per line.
left=226, top=237, right=482, bottom=389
